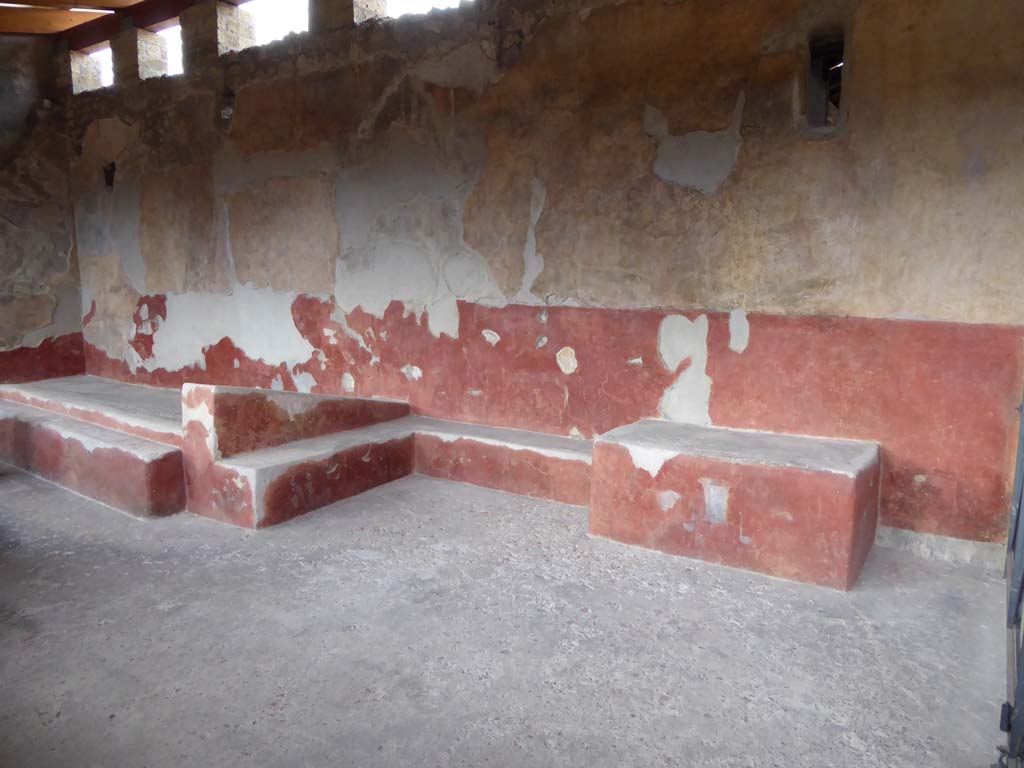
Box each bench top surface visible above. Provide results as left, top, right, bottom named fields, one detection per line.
left=224, top=415, right=593, bottom=472
left=0, top=401, right=179, bottom=461
left=597, top=419, right=879, bottom=477
left=0, top=375, right=180, bottom=437
left=183, top=382, right=408, bottom=409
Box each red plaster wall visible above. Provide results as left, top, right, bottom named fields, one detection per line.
left=211, top=390, right=408, bottom=458
left=83, top=294, right=1024, bottom=542
left=0, top=333, right=85, bottom=384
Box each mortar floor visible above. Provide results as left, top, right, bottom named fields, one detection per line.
left=0, top=468, right=1005, bottom=767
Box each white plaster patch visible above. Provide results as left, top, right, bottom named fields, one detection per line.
left=181, top=385, right=219, bottom=460
left=233, top=359, right=240, bottom=369
left=467, top=388, right=482, bottom=397
left=914, top=474, right=927, bottom=484
left=657, top=490, right=681, bottom=512
left=728, top=308, right=749, bottom=353
left=341, top=372, right=356, bottom=393
left=401, top=364, right=423, bottom=381
left=646, top=93, right=745, bottom=195
left=481, top=329, right=501, bottom=346
left=536, top=336, right=548, bottom=349
left=141, top=284, right=316, bottom=374
left=628, top=356, right=643, bottom=366
left=332, top=132, right=505, bottom=341
left=623, top=445, right=674, bottom=478
left=514, top=178, right=547, bottom=303
left=556, top=346, right=578, bottom=375
left=291, top=371, right=317, bottom=394
left=699, top=478, right=729, bottom=525
left=657, top=314, right=711, bottom=425
left=263, top=391, right=323, bottom=418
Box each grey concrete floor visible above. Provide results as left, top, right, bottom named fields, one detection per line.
left=0, top=466, right=1007, bottom=768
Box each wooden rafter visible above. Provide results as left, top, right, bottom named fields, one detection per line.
left=0, top=7, right=109, bottom=34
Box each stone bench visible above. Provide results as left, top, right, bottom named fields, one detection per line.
left=0, top=375, right=182, bottom=447
left=182, top=382, right=593, bottom=528
left=0, top=401, right=184, bottom=518
left=590, top=420, right=881, bottom=590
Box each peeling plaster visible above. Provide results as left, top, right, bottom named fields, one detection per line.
left=413, top=41, right=499, bottom=95
left=481, top=329, right=501, bottom=346
left=622, top=444, right=673, bottom=478
left=401, top=364, right=423, bottom=381
left=142, top=284, right=317, bottom=374
left=657, top=489, right=681, bottom=512
left=645, top=93, right=744, bottom=195
left=699, top=478, right=729, bottom=525
left=513, top=178, right=547, bottom=303
left=556, top=346, right=578, bottom=375
left=290, top=371, right=318, bottom=393
left=182, top=385, right=218, bottom=459
left=341, top=372, right=356, bottom=393
left=10, top=275, right=81, bottom=351
left=657, top=314, right=711, bottom=425
left=728, top=309, right=750, bottom=353
left=332, top=130, right=504, bottom=341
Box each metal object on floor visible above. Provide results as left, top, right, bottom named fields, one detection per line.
left=1002, top=403, right=1024, bottom=766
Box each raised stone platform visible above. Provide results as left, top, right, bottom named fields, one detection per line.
left=0, top=375, right=893, bottom=589
left=184, top=411, right=594, bottom=529
left=590, top=420, right=881, bottom=590
left=0, top=400, right=184, bottom=517
left=0, top=375, right=181, bottom=447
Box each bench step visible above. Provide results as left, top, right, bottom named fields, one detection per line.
left=185, top=415, right=594, bottom=528
left=0, top=401, right=184, bottom=518
left=182, top=383, right=409, bottom=459
left=413, top=418, right=592, bottom=506
left=188, top=419, right=415, bottom=528
left=590, top=420, right=880, bottom=590
left=0, top=375, right=181, bottom=447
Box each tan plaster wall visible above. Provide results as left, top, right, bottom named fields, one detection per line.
left=0, top=35, right=80, bottom=352
left=60, top=0, right=1024, bottom=367
left=228, top=174, right=339, bottom=293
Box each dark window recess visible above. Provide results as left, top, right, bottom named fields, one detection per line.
left=103, top=162, right=116, bottom=188
left=807, top=36, right=844, bottom=128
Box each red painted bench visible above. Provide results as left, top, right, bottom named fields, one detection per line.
left=590, top=420, right=881, bottom=590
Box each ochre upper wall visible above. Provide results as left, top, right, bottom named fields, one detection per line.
left=69, top=0, right=1024, bottom=367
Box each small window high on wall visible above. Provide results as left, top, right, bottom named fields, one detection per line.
left=155, top=23, right=184, bottom=77
left=90, top=45, right=114, bottom=89
left=807, top=34, right=844, bottom=129
left=387, top=0, right=461, bottom=16
left=241, top=0, right=309, bottom=45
